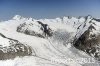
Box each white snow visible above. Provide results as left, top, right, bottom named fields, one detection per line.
left=0, top=36, right=10, bottom=47
left=0, top=15, right=99, bottom=66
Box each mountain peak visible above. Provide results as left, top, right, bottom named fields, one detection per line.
left=85, top=15, right=93, bottom=19
left=13, top=15, right=23, bottom=20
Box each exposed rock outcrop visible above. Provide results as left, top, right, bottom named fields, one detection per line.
left=0, top=33, right=32, bottom=60
left=17, top=21, right=53, bottom=38
left=74, top=24, right=100, bottom=60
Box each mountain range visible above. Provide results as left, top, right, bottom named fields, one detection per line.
left=0, top=15, right=100, bottom=66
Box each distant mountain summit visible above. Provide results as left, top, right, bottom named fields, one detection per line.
left=13, top=15, right=23, bottom=20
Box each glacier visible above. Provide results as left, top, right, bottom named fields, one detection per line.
left=0, top=15, right=100, bottom=66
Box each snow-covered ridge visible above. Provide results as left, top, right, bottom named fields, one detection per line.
left=12, top=15, right=100, bottom=39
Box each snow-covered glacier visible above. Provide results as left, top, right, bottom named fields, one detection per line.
left=0, top=15, right=100, bottom=66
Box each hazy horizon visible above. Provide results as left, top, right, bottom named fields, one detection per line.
left=0, top=0, right=100, bottom=20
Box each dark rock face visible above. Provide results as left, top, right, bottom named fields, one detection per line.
left=0, top=44, right=32, bottom=60
left=74, top=25, right=100, bottom=60
left=37, top=21, right=53, bottom=37
left=0, top=33, right=32, bottom=60
left=93, top=18, right=100, bottom=22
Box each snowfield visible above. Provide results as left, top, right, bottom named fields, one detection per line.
left=0, top=15, right=100, bottom=66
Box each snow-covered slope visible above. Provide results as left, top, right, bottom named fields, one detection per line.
left=0, top=15, right=100, bottom=66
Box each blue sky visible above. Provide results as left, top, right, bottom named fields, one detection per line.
left=0, top=0, right=100, bottom=20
